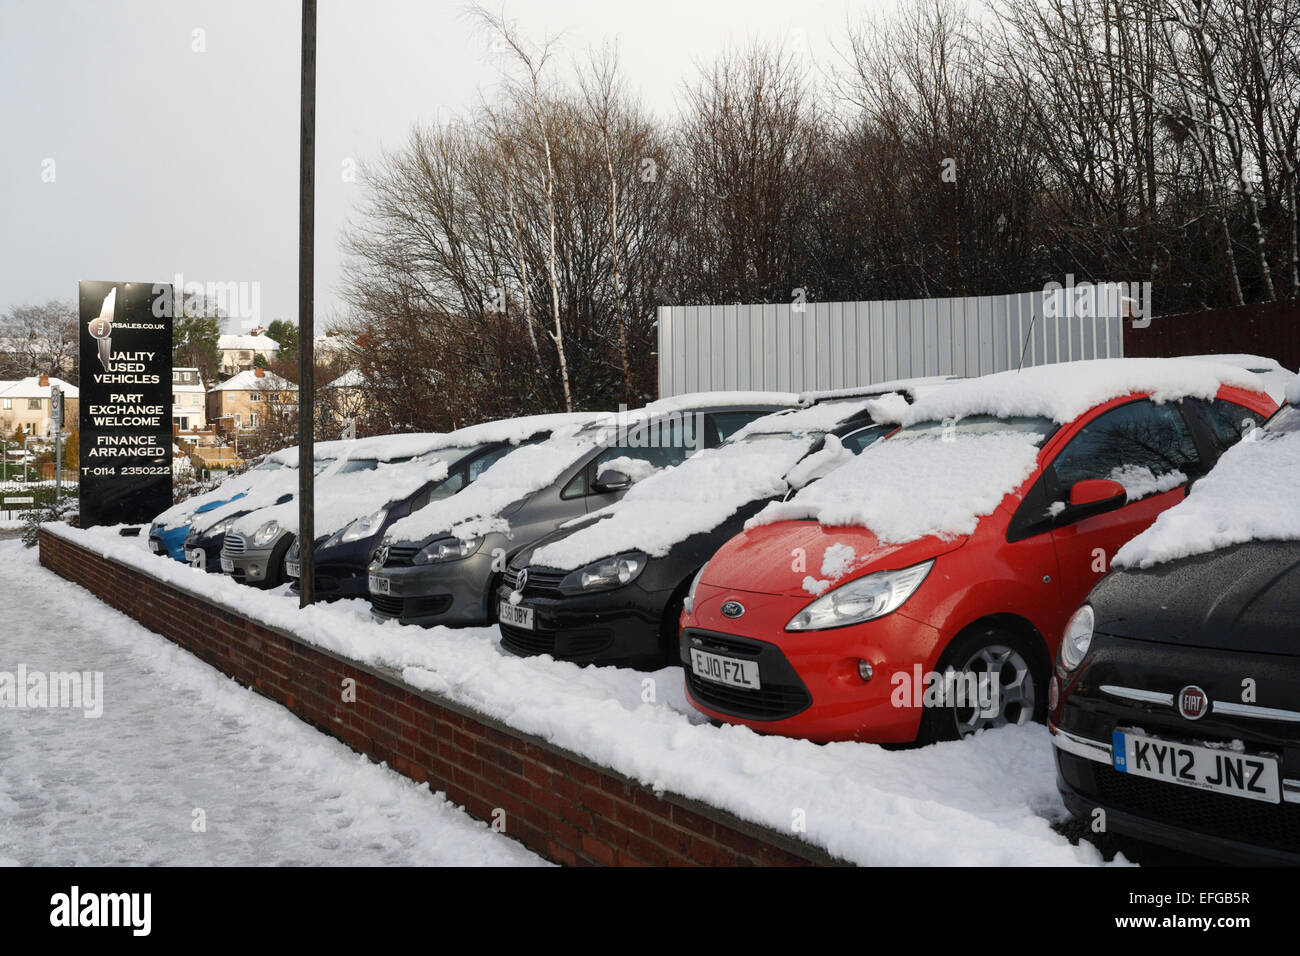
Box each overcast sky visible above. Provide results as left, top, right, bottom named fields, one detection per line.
left=1, top=0, right=889, bottom=332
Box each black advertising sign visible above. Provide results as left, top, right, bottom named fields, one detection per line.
left=78, top=281, right=173, bottom=527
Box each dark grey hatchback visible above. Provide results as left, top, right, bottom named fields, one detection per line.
left=1051, top=398, right=1300, bottom=864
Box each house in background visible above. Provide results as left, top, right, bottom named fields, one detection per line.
left=172, top=367, right=206, bottom=430
left=217, top=329, right=280, bottom=376
left=321, top=369, right=367, bottom=432
left=0, top=374, right=79, bottom=436
left=207, top=367, right=297, bottom=432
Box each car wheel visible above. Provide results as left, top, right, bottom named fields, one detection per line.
left=658, top=576, right=695, bottom=667
left=919, top=626, right=1047, bottom=744
left=263, top=535, right=294, bottom=589
left=486, top=572, right=503, bottom=623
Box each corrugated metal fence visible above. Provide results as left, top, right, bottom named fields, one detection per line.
left=657, top=289, right=1127, bottom=396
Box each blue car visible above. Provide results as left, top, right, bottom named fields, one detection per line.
left=149, top=493, right=247, bottom=560
left=146, top=448, right=305, bottom=561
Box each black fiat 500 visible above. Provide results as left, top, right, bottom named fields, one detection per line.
left=1051, top=399, right=1300, bottom=864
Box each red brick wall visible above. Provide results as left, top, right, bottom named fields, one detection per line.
left=39, top=529, right=841, bottom=867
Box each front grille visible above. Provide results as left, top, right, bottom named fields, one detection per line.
left=370, top=593, right=404, bottom=616
left=368, top=594, right=453, bottom=619
left=682, top=629, right=812, bottom=721
left=503, top=566, right=566, bottom=597
left=382, top=544, right=421, bottom=567
left=223, top=533, right=247, bottom=555
left=499, top=624, right=612, bottom=659
left=1093, top=763, right=1300, bottom=853
left=500, top=624, right=555, bottom=656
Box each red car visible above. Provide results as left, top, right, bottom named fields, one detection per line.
left=679, top=359, right=1280, bottom=745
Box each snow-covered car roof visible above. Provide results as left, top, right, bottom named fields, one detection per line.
left=1179, top=353, right=1296, bottom=405
left=341, top=432, right=444, bottom=463
left=796, top=375, right=960, bottom=407
left=436, top=411, right=612, bottom=449
left=640, top=391, right=799, bottom=416
left=899, top=357, right=1266, bottom=427
left=269, top=439, right=354, bottom=469
left=1115, top=403, right=1300, bottom=568
left=530, top=396, right=896, bottom=570
left=732, top=393, right=895, bottom=439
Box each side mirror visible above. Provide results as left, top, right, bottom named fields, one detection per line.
left=1060, top=478, right=1128, bottom=524
left=594, top=468, right=632, bottom=493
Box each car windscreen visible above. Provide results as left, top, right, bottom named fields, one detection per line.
left=312, top=457, right=337, bottom=475
left=722, top=429, right=809, bottom=448
left=1265, top=404, right=1300, bottom=435
left=893, top=414, right=1057, bottom=442
left=335, top=458, right=381, bottom=474
left=414, top=444, right=481, bottom=470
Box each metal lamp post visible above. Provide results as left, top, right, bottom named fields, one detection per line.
left=297, top=0, right=317, bottom=607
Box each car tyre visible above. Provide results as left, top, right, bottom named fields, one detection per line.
left=918, top=625, right=1048, bottom=745
left=262, top=534, right=295, bottom=590
left=658, top=575, right=696, bottom=668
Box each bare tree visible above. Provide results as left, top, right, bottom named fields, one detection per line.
left=467, top=4, right=574, bottom=410
left=580, top=43, right=634, bottom=402
left=0, top=300, right=78, bottom=383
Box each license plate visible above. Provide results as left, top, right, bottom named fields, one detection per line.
left=498, top=601, right=533, bottom=629
left=187, top=548, right=206, bottom=570
left=690, top=649, right=761, bottom=690
left=220, top=556, right=234, bottom=573
left=149, top=539, right=164, bottom=554
left=1113, top=730, right=1281, bottom=804
left=369, top=573, right=391, bottom=595
left=286, top=559, right=299, bottom=579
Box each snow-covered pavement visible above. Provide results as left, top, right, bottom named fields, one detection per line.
left=0, top=540, right=546, bottom=866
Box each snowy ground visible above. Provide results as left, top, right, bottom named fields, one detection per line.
left=37, top=524, right=1118, bottom=867
left=0, top=540, right=545, bottom=867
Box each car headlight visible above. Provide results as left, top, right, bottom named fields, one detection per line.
left=413, top=535, right=482, bottom=565
left=786, top=560, right=933, bottom=631
left=559, top=552, right=647, bottom=594
left=251, top=520, right=281, bottom=547
left=1060, top=604, right=1094, bottom=671
left=683, top=563, right=707, bottom=614
left=208, top=517, right=234, bottom=536
left=341, top=508, right=388, bottom=543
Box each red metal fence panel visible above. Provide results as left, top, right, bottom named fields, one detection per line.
left=1125, top=299, right=1300, bottom=373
